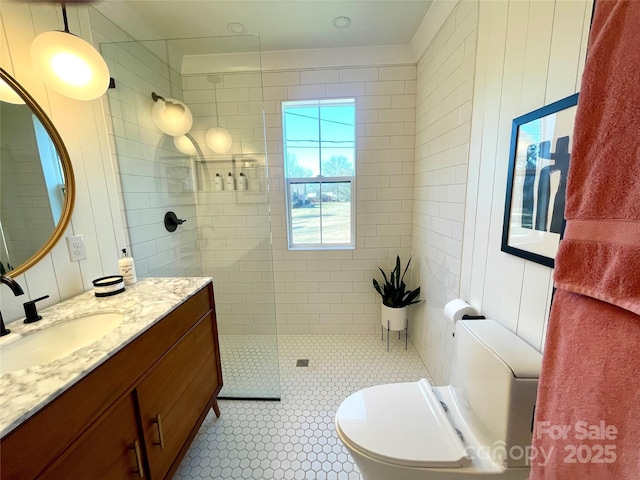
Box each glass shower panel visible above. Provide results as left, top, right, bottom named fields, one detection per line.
left=100, top=31, right=279, bottom=400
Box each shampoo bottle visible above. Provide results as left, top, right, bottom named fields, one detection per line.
left=213, top=173, right=223, bottom=191
left=237, top=172, right=247, bottom=190
left=118, top=248, right=138, bottom=285
left=225, top=172, right=235, bottom=190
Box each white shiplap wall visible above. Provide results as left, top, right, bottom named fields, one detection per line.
left=0, top=3, right=123, bottom=323
left=458, top=0, right=593, bottom=374
left=409, top=0, right=592, bottom=385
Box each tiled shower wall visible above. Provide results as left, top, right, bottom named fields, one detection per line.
left=91, top=9, right=203, bottom=278
left=181, top=64, right=419, bottom=335
left=183, top=71, right=276, bottom=335
left=263, top=66, right=417, bottom=334
left=410, top=0, right=478, bottom=384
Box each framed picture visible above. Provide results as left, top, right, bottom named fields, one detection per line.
left=501, top=93, right=579, bottom=268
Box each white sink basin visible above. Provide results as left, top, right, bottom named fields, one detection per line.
left=0, top=312, right=124, bottom=374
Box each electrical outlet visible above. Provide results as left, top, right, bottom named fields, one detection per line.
left=67, top=235, right=87, bottom=261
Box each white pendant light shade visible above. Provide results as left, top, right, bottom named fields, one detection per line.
left=152, top=97, right=193, bottom=136
left=31, top=31, right=110, bottom=101
left=206, top=126, right=233, bottom=154
left=0, top=77, right=25, bottom=104
left=173, top=135, right=197, bottom=155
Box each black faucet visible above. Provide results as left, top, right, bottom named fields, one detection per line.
left=1, top=275, right=24, bottom=337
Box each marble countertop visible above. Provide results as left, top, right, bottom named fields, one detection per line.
left=0, top=277, right=212, bottom=438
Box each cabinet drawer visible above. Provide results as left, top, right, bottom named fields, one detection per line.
left=38, top=394, right=143, bottom=480
left=137, top=313, right=220, bottom=479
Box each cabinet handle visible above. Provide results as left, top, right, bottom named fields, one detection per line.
left=152, top=414, right=165, bottom=449
left=130, top=439, right=144, bottom=478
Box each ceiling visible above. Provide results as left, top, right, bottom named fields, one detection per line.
left=109, top=1, right=433, bottom=52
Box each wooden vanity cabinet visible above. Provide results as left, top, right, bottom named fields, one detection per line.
left=0, top=282, right=222, bottom=480
left=138, top=312, right=220, bottom=479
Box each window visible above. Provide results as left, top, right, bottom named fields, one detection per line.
left=282, top=99, right=356, bottom=250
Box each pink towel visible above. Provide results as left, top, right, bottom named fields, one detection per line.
left=553, top=0, right=640, bottom=314
left=530, top=1, right=640, bottom=479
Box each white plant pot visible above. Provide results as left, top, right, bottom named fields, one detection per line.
left=381, top=304, right=408, bottom=331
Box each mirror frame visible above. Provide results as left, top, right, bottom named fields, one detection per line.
left=0, top=67, right=76, bottom=277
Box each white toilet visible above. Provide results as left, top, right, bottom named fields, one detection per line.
left=335, top=319, right=543, bottom=480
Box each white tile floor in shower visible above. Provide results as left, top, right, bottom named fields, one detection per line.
left=218, top=335, right=281, bottom=399
left=174, top=333, right=432, bottom=480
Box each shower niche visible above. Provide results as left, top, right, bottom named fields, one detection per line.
left=195, top=153, right=269, bottom=204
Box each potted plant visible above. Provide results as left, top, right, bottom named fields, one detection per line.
left=373, top=256, right=421, bottom=331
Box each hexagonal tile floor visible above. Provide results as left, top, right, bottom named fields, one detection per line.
left=219, top=335, right=281, bottom=398
left=174, top=333, right=432, bottom=480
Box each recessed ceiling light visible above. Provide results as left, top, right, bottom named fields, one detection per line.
left=332, top=16, right=351, bottom=29
left=227, top=22, right=247, bottom=34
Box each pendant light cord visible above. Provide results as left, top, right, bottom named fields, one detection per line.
left=213, top=78, right=220, bottom=127
left=61, top=3, right=70, bottom=33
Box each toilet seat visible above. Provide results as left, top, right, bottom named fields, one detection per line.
left=335, top=379, right=471, bottom=469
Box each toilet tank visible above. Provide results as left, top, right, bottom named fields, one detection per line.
left=450, top=320, right=542, bottom=468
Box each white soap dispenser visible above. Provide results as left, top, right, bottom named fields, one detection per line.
left=213, top=173, right=223, bottom=191
left=118, top=248, right=138, bottom=285
left=225, top=172, right=235, bottom=190
left=237, top=172, right=247, bottom=191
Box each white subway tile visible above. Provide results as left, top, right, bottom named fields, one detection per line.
left=275, top=293, right=309, bottom=304
left=357, top=95, right=392, bottom=110
left=392, top=94, right=417, bottom=109
left=262, top=71, right=300, bottom=86
left=320, top=314, right=353, bottom=324
left=378, top=108, right=416, bottom=123
left=326, top=82, right=366, bottom=97
left=379, top=65, right=417, bottom=81
left=287, top=84, right=326, bottom=100
left=285, top=282, right=319, bottom=293
left=298, top=303, right=332, bottom=314
left=358, top=136, right=391, bottom=150
left=339, top=67, right=379, bottom=82
left=366, top=81, right=405, bottom=96
left=309, top=324, right=343, bottom=334
left=300, top=69, right=339, bottom=84
left=263, top=86, right=288, bottom=100
left=364, top=123, right=404, bottom=137
left=223, top=73, right=262, bottom=88
left=364, top=236, right=402, bottom=248
left=331, top=303, right=364, bottom=314
left=308, top=292, right=342, bottom=304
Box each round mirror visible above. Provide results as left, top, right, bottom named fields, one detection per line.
left=0, top=67, right=75, bottom=277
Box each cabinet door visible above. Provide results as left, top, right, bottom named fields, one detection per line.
left=137, top=314, right=220, bottom=479
left=39, top=393, right=145, bottom=480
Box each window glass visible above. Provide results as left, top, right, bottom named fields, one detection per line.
left=283, top=99, right=356, bottom=249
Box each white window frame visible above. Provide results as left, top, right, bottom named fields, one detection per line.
left=282, top=99, right=356, bottom=250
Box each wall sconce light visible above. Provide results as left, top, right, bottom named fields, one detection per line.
left=30, top=4, right=110, bottom=101
left=151, top=92, right=193, bottom=136
left=205, top=127, right=233, bottom=154
left=205, top=75, right=233, bottom=154
left=173, top=134, right=197, bottom=155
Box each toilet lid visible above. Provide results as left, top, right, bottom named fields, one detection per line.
left=335, top=379, right=471, bottom=468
